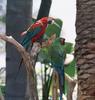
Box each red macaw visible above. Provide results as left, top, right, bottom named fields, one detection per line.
left=21, top=17, right=55, bottom=49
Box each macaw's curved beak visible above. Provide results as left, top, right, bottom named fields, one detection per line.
left=20, top=31, right=27, bottom=36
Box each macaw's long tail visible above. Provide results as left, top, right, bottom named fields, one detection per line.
left=57, top=68, right=65, bottom=100
left=15, top=42, right=33, bottom=80
left=15, top=58, right=23, bottom=80
left=18, top=58, right=23, bottom=74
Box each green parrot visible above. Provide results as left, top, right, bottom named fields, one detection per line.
left=48, top=37, right=66, bottom=100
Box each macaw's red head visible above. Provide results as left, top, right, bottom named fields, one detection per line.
left=60, top=38, right=65, bottom=45
left=40, top=17, right=55, bottom=24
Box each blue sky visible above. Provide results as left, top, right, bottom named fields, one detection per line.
left=33, top=0, right=76, bottom=43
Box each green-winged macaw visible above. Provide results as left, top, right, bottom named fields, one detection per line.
left=16, top=17, right=56, bottom=79
left=20, top=17, right=55, bottom=49
left=48, top=37, right=65, bottom=100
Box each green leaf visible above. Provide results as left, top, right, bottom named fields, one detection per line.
left=44, top=18, right=63, bottom=39
left=64, top=60, right=76, bottom=94
left=65, top=60, right=76, bottom=77
left=37, top=48, right=50, bottom=64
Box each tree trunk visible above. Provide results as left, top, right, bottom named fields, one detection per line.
left=75, top=0, right=95, bottom=99
left=37, top=0, right=52, bottom=20
left=6, top=0, right=32, bottom=100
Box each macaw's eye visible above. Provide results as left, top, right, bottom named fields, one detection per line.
left=60, top=38, right=65, bottom=45
left=48, top=20, right=52, bottom=24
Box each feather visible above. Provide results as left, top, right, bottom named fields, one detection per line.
left=21, top=27, right=41, bottom=48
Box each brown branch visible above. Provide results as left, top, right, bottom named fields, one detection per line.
left=52, top=70, right=59, bottom=100
left=0, top=34, right=24, bottom=50
left=65, top=73, right=77, bottom=100
left=0, top=34, right=38, bottom=100
left=0, top=34, right=57, bottom=100
left=0, top=34, right=30, bottom=71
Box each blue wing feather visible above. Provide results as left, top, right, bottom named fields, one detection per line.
left=21, top=27, right=41, bottom=48
left=51, top=56, right=64, bottom=100
left=56, top=66, right=64, bottom=100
